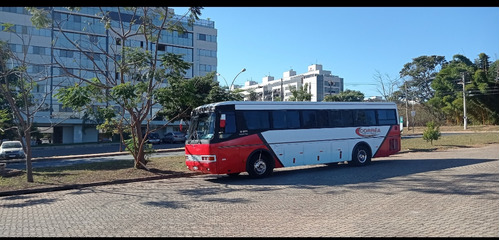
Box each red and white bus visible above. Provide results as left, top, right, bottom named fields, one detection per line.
left=185, top=101, right=401, bottom=178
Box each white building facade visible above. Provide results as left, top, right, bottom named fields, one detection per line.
left=0, top=7, right=217, bottom=144
left=237, top=64, right=344, bottom=102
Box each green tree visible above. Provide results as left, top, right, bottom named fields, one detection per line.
left=29, top=7, right=203, bottom=169
left=247, top=88, right=260, bottom=101
left=0, top=51, right=16, bottom=140
left=156, top=71, right=242, bottom=125
left=323, top=89, right=364, bottom=102
left=0, top=28, right=56, bottom=182
left=400, top=55, right=446, bottom=103
left=288, top=83, right=312, bottom=101
left=422, top=121, right=441, bottom=145
left=429, top=53, right=498, bottom=125
left=399, top=55, right=447, bottom=121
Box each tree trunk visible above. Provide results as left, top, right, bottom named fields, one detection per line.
left=132, top=121, right=147, bottom=169
left=134, top=145, right=146, bottom=169
left=24, top=129, right=33, bottom=182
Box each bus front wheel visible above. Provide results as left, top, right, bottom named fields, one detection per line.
left=246, top=151, right=273, bottom=178
left=350, top=144, right=371, bottom=166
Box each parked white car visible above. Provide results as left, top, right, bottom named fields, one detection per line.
left=0, top=140, right=26, bottom=160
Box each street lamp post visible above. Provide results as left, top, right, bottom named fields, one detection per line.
left=230, top=68, right=246, bottom=91
left=216, top=73, right=228, bottom=88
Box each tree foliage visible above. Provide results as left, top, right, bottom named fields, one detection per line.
left=429, top=53, right=498, bottom=125
left=0, top=28, right=55, bottom=182
left=422, top=121, right=441, bottom=145
left=288, top=83, right=312, bottom=101
left=156, top=71, right=242, bottom=124
left=323, top=89, right=364, bottom=102
left=400, top=55, right=446, bottom=103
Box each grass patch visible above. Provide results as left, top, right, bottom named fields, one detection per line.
left=401, top=132, right=499, bottom=152
left=0, top=156, right=189, bottom=192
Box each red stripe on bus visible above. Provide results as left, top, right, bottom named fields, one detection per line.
left=185, top=134, right=283, bottom=174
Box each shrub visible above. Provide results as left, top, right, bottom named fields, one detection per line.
left=423, top=121, right=441, bottom=145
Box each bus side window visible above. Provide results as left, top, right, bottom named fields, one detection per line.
left=341, top=110, right=354, bottom=127
left=286, top=110, right=300, bottom=129
left=377, top=109, right=397, bottom=125
left=302, top=110, right=317, bottom=128
left=272, top=110, right=287, bottom=129
left=329, top=110, right=342, bottom=127
left=355, top=109, right=376, bottom=126
left=219, top=112, right=236, bottom=139
left=317, top=110, right=329, bottom=128
left=243, top=111, right=270, bottom=130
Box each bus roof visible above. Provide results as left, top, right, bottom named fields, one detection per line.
left=194, top=101, right=398, bottom=112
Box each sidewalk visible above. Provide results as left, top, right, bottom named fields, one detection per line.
left=1, top=146, right=185, bottom=164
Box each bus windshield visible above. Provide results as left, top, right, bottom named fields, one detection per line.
left=188, top=112, right=216, bottom=140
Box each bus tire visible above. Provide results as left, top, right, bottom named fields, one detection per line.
left=350, top=144, right=371, bottom=166
left=246, top=151, right=273, bottom=178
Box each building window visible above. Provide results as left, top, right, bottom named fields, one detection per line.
left=59, top=104, right=73, bottom=112
left=32, top=46, right=45, bottom=55
left=198, top=33, right=206, bottom=41
left=89, top=35, right=98, bottom=44
left=32, top=65, right=45, bottom=74
left=158, top=44, right=165, bottom=51
left=59, top=49, right=74, bottom=58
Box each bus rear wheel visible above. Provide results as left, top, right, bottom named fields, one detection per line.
left=246, top=152, right=273, bottom=178
left=350, top=144, right=371, bottom=166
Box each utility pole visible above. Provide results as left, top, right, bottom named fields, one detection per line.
left=461, top=72, right=467, bottom=130
left=405, top=81, right=409, bottom=131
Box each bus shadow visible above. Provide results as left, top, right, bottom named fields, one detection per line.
left=207, top=158, right=498, bottom=191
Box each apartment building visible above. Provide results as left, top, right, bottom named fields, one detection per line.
left=237, top=64, right=344, bottom=102
left=0, top=7, right=217, bottom=144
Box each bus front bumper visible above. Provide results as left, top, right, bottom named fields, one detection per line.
left=185, top=155, right=218, bottom=174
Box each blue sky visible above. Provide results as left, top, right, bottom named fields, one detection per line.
left=174, top=7, right=499, bottom=97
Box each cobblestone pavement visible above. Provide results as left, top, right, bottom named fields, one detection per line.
left=0, top=144, right=498, bottom=237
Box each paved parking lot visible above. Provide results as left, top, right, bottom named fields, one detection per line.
left=0, top=144, right=497, bottom=237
